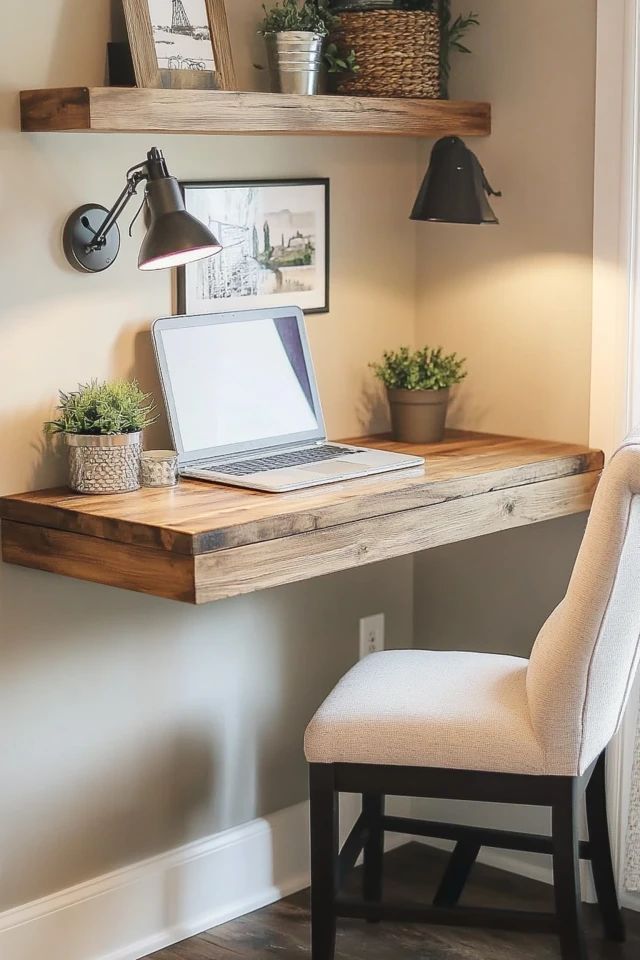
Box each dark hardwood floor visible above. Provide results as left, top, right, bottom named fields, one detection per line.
left=148, top=843, right=640, bottom=960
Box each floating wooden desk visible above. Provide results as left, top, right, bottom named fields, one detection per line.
left=0, top=431, right=602, bottom=605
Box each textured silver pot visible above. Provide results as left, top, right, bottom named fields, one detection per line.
left=387, top=388, right=449, bottom=444
left=266, top=32, right=323, bottom=95
left=66, top=432, right=142, bottom=495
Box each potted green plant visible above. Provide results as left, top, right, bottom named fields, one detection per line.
left=259, top=0, right=356, bottom=94
left=45, top=380, right=156, bottom=495
left=371, top=346, right=467, bottom=443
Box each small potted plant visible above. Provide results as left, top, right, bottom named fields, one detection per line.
left=45, top=380, right=156, bottom=495
left=259, top=0, right=356, bottom=94
left=371, top=346, right=467, bottom=443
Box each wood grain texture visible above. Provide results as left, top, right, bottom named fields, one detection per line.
left=122, top=0, right=160, bottom=88
left=1, top=521, right=195, bottom=602
left=20, top=88, right=90, bottom=132
left=193, top=471, right=600, bottom=603
left=0, top=433, right=602, bottom=556
left=18, top=87, right=491, bottom=137
left=208, top=0, right=236, bottom=91
left=0, top=432, right=603, bottom=603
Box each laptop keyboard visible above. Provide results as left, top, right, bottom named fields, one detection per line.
left=203, top=445, right=359, bottom=477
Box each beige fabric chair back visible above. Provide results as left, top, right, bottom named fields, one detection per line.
left=527, top=434, right=640, bottom=775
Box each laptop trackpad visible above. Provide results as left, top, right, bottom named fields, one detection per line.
left=299, top=460, right=361, bottom=476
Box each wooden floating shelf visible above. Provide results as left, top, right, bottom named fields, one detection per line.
left=0, top=432, right=600, bottom=605
left=19, top=87, right=491, bottom=138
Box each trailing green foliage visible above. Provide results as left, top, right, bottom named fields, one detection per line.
left=259, top=0, right=335, bottom=36
left=440, top=0, right=479, bottom=96
left=371, top=346, right=467, bottom=391
left=324, top=41, right=359, bottom=74
left=45, top=380, right=156, bottom=436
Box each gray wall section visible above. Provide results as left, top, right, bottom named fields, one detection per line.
left=414, top=514, right=588, bottom=658
left=0, top=557, right=413, bottom=910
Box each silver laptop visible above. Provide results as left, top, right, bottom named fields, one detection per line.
left=152, top=308, right=425, bottom=493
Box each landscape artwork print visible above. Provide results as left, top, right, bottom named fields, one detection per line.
left=148, top=0, right=216, bottom=72
left=179, top=180, right=330, bottom=315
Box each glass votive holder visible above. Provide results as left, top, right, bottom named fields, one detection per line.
left=141, top=450, right=179, bottom=488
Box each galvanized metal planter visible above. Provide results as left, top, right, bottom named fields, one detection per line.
left=387, top=388, right=449, bottom=444
left=266, top=31, right=324, bottom=95
left=66, top=432, right=142, bottom=495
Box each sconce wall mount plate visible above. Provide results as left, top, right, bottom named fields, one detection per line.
left=63, top=204, right=121, bottom=274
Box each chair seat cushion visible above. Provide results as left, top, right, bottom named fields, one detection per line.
left=304, top=650, right=545, bottom=775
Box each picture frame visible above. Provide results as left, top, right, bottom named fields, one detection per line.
left=122, top=0, right=236, bottom=90
left=177, top=179, right=330, bottom=316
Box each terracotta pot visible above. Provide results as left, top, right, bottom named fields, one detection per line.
left=387, top=388, right=449, bottom=444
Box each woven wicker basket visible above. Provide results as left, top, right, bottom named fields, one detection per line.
left=332, top=10, right=440, bottom=99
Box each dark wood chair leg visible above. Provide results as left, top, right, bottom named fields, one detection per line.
left=586, top=752, right=626, bottom=942
left=552, top=780, right=588, bottom=960
left=433, top=839, right=481, bottom=907
left=362, top=793, right=385, bottom=919
left=310, top=764, right=339, bottom=960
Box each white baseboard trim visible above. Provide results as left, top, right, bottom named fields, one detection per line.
left=0, top=801, right=311, bottom=960
left=0, top=795, right=412, bottom=960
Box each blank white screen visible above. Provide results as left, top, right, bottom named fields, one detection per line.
left=160, top=317, right=319, bottom=455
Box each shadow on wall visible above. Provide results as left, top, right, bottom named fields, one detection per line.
left=46, top=1, right=111, bottom=87
left=131, top=327, right=173, bottom=450
left=0, top=553, right=413, bottom=909
left=413, top=512, right=589, bottom=658
left=0, top=407, right=67, bottom=491
left=355, top=381, right=390, bottom=438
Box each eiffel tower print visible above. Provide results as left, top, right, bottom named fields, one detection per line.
left=171, top=0, right=193, bottom=35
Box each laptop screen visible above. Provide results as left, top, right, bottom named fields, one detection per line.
left=154, top=310, right=324, bottom=462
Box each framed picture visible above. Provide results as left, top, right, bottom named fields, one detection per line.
left=122, top=0, right=236, bottom=90
left=177, top=179, right=330, bottom=316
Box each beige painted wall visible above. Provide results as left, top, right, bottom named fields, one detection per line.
left=416, top=0, right=596, bottom=444
left=0, top=0, right=417, bottom=910
left=415, top=0, right=597, bottom=654
left=413, top=0, right=596, bottom=851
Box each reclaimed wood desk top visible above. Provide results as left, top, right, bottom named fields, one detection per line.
left=0, top=431, right=603, bottom=604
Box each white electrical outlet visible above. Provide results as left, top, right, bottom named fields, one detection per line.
left=359, top=613, right=385, bottom=660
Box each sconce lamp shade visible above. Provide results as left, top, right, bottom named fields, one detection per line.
left=62, top=147, right=221, bottom=275
left=411, top=136, right=501, bottom=225
left=138, top=177, right=222, bottom=271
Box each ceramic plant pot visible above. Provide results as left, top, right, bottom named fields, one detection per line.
left=65, top=432, right=142, bottom=495
left=266, top=31, right=324, bottom=95
left=387, top=388, right=449, bottom=444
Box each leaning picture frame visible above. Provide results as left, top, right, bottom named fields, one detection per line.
left=177, top=179, right=330, bottom=316
left=122, top=0, right=236, bottom=90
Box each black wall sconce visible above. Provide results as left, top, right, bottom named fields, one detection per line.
left=411, top=136, right=502, bottom=225
left=63, top=147, right=221, bottom=273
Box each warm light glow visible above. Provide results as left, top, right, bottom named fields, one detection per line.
left=139, top=243, right=222, bottom=272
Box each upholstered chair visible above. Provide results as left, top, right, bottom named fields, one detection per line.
left=305, top=434, right=640, bottom=960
